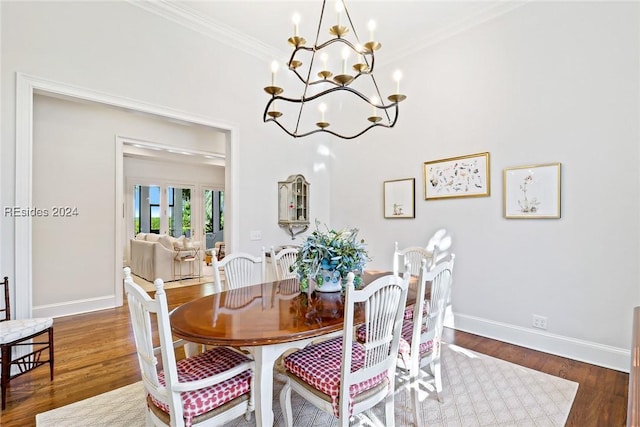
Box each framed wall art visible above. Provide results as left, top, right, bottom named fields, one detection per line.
left=383, top=178, right=415, bottom=219
left=424, top=152, right=490, bottom=200
left=503, top=162, right=561, bottom=219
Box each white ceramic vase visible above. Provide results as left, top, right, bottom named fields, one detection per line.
left=315, top=268, right=343, bottom=292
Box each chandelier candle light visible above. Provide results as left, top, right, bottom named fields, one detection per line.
left=262, top=0, right=407, bottom=139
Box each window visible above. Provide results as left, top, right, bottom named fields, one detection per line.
left=134, top=185, right=161, bottom=234
left=204, top=190, right=224, bottom=232
left=133, top=185, right=193, bottom=237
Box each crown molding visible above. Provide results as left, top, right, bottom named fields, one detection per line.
left=380, top=1, right=530, bottom=67
left=128, top=0, right=285, bottom=63
left=121, top=136, right=226, bottom=167
left=130, top=1, right=529, bottom=69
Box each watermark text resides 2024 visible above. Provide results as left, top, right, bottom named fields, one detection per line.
left=3, top=206, right=79, bottom=217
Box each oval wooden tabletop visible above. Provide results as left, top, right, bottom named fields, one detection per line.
left=170, top=270, right=418, bottom=347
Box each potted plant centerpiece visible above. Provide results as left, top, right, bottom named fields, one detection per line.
left=292, top=221, right=369, bottom=292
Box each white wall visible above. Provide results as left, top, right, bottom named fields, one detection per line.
left=31, top=93, right=226, bottom=315
left=2, top=1, right=638, bottom=371
left=1, top=1, right=331, bottom=314
left=331, top=1, right=640, bottom=370
left=123, top=157, right=225, bottom=189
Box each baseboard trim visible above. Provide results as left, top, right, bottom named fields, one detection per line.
left=452, top=313, right=630, bottom=373
left=33, top=295, right=119, bottom=318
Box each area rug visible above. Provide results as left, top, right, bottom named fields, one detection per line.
left=132, top=268, right=215, bottom=292
left=36, top=343, right=578, bottom=426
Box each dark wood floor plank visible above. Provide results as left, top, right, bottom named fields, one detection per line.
left=1, top=284, right=629, bottom=427
left=443, top=328, right=629, bottom=427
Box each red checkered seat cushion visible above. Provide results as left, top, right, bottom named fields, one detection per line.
left=397, top=319, right=435, bottom=369
left=356, top=320, right=434, bottom=370
left=403, top=300, right=429, bottom=320
left=150, top=346, right=252, bottom=427
left=283, top=336, right=389, bottom=417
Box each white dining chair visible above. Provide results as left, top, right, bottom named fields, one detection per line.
left=279, top=271, right=409, bottom=427
left=396, top=255, right=455, bottom=425
left=270, top=246, right=299, bottom=281
left=392, top=241, right=436, bottom=276
left=213, top=250, right=266, bottom=292
left=123, top=268, right=255, bottom=426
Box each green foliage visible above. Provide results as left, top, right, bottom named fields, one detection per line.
left=204, top=190, right=224, bottom=232
left=181, top=190, right=191, bottom=235
left=205, top=190, right=213, bottom=232
left=291, top=220, right=369, bottom=291
left=219, top=192, right=224, bottom=230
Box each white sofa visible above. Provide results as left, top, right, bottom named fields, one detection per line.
left=129, top=233, right=202, bottom=282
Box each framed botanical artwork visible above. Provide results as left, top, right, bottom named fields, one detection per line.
left=503, top=163, right=561, bottom=219
left=424, top=152, right=490, bottom=200
left=383, top=178, right=415, bottom=219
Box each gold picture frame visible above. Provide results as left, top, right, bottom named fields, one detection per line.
left=503, top=163, right=561, bottom=219
left=424, top=152, right=490, bottom=200
left=383, top=178, right=415, bottom=219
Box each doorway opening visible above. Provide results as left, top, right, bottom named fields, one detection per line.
left=15, top=73, right=239, bottom=319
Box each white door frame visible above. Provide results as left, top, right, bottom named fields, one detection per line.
left=15, top=72, right=239, bottom=318
left=200, top=186, right=225, bottom=251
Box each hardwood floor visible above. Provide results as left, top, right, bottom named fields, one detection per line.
left=2, top=282, right=629, bottom=427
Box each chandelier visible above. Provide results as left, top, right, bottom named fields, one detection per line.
left=262, top=0, right=406, bottom=140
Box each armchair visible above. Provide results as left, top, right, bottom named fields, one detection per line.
left=129, top=233, right=202, bottom=282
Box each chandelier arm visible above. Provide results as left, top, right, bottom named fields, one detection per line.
left=288, top=70, right=369, bottom=88
left=321, top=102, right=400, bottom=140
left=290, top=70, right=367, bottom=88
left=319, top=72, right=368, bottom=86
left=308, top=78, right=341, bottom=87
left=264, top=117, right=299, bottom=138
left=295, top=118, right=395, bottom=140
left=288, top=39, right=374, bottom=85
left=261, top=118, right=394, bottom=140
left=266, top=85, right=394, bottom=106
left=287, top=45, right=316, bottom=89
left=368, top=73, right=392, bottom=122
left=264, top=103, right=400, bottom=140
left=263, top=84, right=399, bottom=124
left=262, top=100, right=272, bottom=121
left=388, top=102, right=400, bottom=127
left=367, top=47, right=375, bottom=73
left=288, top=65, right=342, bottom=87
left=315, top=38, right=373, bottom=72
left=301, top=127, right=375, bottom=139
left=314, top=37, right=360, bottom=53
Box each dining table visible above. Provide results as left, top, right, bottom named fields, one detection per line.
left=169, top=270, right=418, bottom=427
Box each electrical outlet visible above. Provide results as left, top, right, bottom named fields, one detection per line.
left=532, top=314, right=548, bottom=330
left=250, top=230, right=262, bottom=241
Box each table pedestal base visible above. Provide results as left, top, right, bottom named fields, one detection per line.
left=243, top=331, right=341, bottom=427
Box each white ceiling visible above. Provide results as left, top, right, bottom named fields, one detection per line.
left=127, top=0, right=528, bottom=152
left=123, top=141, right=226, bottom=166
left=143, top=1, right=528, bottom=65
